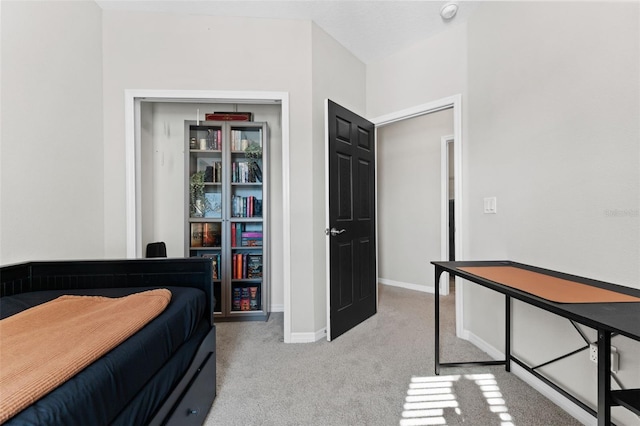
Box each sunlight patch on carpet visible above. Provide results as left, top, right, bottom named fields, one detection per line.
left=400, top=373, right=514, bottom=426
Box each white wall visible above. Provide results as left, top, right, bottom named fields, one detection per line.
left=465, top=4, right=639, bottom=423
left=311, top=23, right=366, bottom=336
left=368, top=2, right=639, bottom=424
left=102, top=10, right=316, bottom=333
left=377, top=109, right=453, bottom=291
left=102, top=11, right=368, bottom=337
left=366, top=23, right=467, bottom=118
left=0, top=0, right=104, bottom=265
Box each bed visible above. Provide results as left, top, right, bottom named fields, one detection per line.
left=0, top=258, right=217, bottom=426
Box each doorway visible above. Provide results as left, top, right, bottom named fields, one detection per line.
left=442, top=135, right=455, bottom=295
left=124, top=90, right=294, bottom=341
left=371, top=94, right=464, bottom=337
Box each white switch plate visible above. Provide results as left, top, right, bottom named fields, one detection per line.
left=484, top=197, right=497, bottom=214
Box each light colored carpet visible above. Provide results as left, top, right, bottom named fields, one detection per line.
left=204, top=284, right=582, bottom=425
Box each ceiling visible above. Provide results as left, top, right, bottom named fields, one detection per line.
left=95, top=0, right=477, bottom=64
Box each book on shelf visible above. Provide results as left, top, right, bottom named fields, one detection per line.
left=232, top=195, right=262, bottom=218
left=232, top=285, right=259, bottom=311
left=202, top=223, right=220, bottom=247
left=204, top=193, right=222, bottom=219
left=202, top=253, right=221, bottom=280
left=241, top=232, right=263, bottom=247
left=206, top=128, right=222, bottom=150
left=232, top=287, right=242, bottom=310
left=231, top=223, right=239, bottom=247
left=190, top=223, right=204, bottom=247
left=214, top=161, right=222, bottom=183
left=205, top=112, right=253, bottom=122
left=231, top=161, right=262, bottom=183
left=247, top=254, right=262, bottom=278
left=236, top=253, right=246, bottom=279
left=249, top=286, right=259, bottom=310
left=230, top=130, right=262, bottom=151
left=203, top=161, right=223, bottom=183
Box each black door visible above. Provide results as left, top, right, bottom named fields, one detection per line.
left=327, top=100, right=377, bottom=340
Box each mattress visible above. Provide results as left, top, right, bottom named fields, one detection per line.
left=0, top=286, right=206, bottom=426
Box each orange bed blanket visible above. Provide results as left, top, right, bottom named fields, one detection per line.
left=0, top=288, right=171, bottom=424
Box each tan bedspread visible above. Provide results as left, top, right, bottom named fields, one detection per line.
left=0, top=288, right=171, bottom=424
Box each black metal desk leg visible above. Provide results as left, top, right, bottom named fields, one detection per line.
left=505, top=295, right=511, bottom=372
left=597, top=330, right=611, bottom=426
left=434, top=266, right=442, bottom=375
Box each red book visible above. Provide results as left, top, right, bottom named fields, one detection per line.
left=231, top=223, right=236, bottom=247
left=205, top=112, right=253, bottom=121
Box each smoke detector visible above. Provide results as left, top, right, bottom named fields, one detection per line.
left=440, top=1, right=459, bottom=20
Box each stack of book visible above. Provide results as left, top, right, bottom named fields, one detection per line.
left=231, top=223, right=263, bottom=247
left=231, top=195, right=262, bottom=218
left=232, top=253, right=262, bottom=279
left=241, top=231, right=262, bottom=247
left=204, top=162, right=223, bottom=183
left=232, top=286, right=260, bottom=311
left=231, top=160, right=262, bottom=183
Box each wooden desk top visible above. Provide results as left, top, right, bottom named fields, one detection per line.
left=432, top=261, right=640, bottom=341
left=459, top=266, right=640, bottom=304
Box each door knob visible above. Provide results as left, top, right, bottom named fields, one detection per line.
left=326, top=227, right=346, bottom=236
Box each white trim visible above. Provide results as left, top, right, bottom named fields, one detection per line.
left=371, top=94, right=464, bottom=339
left=270, top=304, right=285, bottom=313
left=511, top=363, right=595, bottom=426
left=289, top=328, right=327, bottom=344
left=324, top=99, right=332, bottom=342
left=123, top=89, right=292, bottom=343
left=379, top=278, right=433, bottom=294
left=464, top=330, right=595, bottom=426
left=124, top=93, right=137, bottom=259
left=372, top=95, right=459, bottom=127
left=440, top=135, right=454, bottom=296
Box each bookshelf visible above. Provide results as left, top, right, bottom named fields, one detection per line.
left=185, top=120, right=268, bottom=321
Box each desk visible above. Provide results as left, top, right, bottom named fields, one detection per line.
left=432, top=260, right=640, bottom=426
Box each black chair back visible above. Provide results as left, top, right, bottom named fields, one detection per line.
left=146, top=242, right=167, bottom=258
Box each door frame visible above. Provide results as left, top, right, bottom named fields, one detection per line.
left=440, top=134, right=454, bottom=296
left=369, top=94, right=464, bottom=338
left=124, top=89, right=293, bottom=342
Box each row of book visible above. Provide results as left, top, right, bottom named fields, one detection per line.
left=232, top=286, right=260, bottom=311
left=191, top=223, right=221, bottom=247
left=204, top=162, right=223, bottom=183
left=232, top=253, right=262, bottom=279
left=190, top=128, right=222, bottom=150
left=231, top=223, right=263, bottom=247
left=194, top=252, right=262, bottom=282
left=230, top=131, right=261, bottom=151
left=231, top=161, right=262, bottom=183
left=232, top=195, right=262, bottom=218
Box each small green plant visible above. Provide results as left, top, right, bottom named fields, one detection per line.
left=189, top=171, right=210, bottom=217
left=244, top=142, right=263, bottom=182
left=244, top=141, right=262, bottom=160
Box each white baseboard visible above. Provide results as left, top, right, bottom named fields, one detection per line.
left=379, top=278, right=433, bottom=294
left=464, top=330, right=595, bottom=426
left=289, top=327, right=326, bottom=343
left=270, top=304, right=284, bottom=313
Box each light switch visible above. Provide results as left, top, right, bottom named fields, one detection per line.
left=484, top=197, right=497, bottom=214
